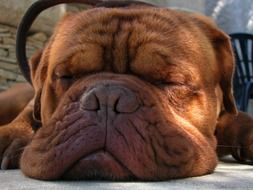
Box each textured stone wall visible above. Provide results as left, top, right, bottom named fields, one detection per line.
left=0, top=24, right=48, bottom=90
left=0, top=1, right=87, bottom=90
left=0, top=0, right=66, bottom=34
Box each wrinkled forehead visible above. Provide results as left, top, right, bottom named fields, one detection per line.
left=47, top=6, right=215, bottom=79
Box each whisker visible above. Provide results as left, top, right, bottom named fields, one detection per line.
left=217, top=143, right=253, bottom=149
left=217, top=145, right=242, bottom=148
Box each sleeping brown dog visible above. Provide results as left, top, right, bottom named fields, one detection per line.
left=0, top=0, right=252, bottom=181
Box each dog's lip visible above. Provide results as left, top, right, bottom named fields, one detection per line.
left=63, top=150, right=136, bottom=180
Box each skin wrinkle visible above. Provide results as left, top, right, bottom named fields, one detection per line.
left=34, top=100, right=91, bottom=150
left=128, top=119, right=146, bottom=142
left=111, top=19, right=120, bottom=72
left=145, top=133, right=157, bottom=165
left=125, top=30, right=132, bottom=73
left=165, top=86, right=198, bottom=111
left=60, top=111, right=84, bottom=129
left=149, top=133, right=162, bottom=167
left=114, top=124, right=131, bottom=150
left=148, top=87, right=217, bottom=168
left=151, top=124, right=184, bottom=166
left=50, top=9, right=191, bottom=80
left=102, top=19, right=118, bottom=71
left=113, top=21, right=128, bottom=73
left=119, top=124, right=140, bottom=157
left=53, top=115, right=85, bottom=145
left=126, top=112, right=156, bottom=161
left=55, top=122, right=96, bottom=151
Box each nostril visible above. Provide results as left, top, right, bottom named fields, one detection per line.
left=115, top=91, right=140, bottom=113
left=114, top=97, right=120, bottom=114
left=80, top=92, right=100, bottom=111
left=94, top=94, right=101, bottom=111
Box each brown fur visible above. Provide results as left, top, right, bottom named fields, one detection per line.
left=0, top=3, right=252, bottom=181
left=216, top=111, right=253, bottom=162
left=0, top=83, right=34, bottom=125
left=0, top=100, right=34, bottom=169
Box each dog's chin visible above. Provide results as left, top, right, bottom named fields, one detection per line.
left=62, top=151, right=135, bottom=180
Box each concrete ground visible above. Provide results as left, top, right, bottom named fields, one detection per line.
left=0, top=158, right=252, bottom=190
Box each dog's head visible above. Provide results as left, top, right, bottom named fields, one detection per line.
left=17, top=0, right=237, bottom=180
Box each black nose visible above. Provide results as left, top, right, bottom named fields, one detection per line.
left=80, top=84, right=140, bottom=113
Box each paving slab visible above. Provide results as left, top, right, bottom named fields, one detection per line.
left=0, top=159, right=252, bottom=190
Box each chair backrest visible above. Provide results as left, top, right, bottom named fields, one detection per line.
left=230, top=33, right=253, bottom=84
left=230, top=33, right=253, bottom=111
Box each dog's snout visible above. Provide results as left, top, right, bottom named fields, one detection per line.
left=80, top=84, right=140, bottom=113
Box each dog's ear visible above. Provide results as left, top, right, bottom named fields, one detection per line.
left=28, top=50, right=44, bottom=128
left=191, top=14, right=238, bottom=115
left=28, top=49, right=43, bottom=85
left=32, top=88, right=42, bottom=130
left=214, top=33, right=238, bottom=115
left=27, top=15, right=71, bottom=126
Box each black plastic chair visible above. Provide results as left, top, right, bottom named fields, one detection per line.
left=230, top=33, right=253, bottom=111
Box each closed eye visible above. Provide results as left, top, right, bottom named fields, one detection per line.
left=58, top=75, right=74, bottom=80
